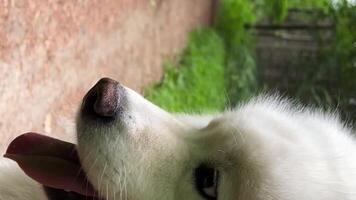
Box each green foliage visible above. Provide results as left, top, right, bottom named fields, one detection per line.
left=215, top=0, right=259, bottom=105
left=145, top=28, right=226, bottom=112
left=332, top=3, right=356, bottom=92
left=321, top=3, right=356, bottom=120
left=260, top=0, right=290, bottom=22
left=215, top=0, right=255, bottom=46
left=283, top=2, right=356, bottom=121
left=225, top=46, right=258, bottom=104
left=253, top=0, right=331, bottom=23
left=288, top=0, right=330, bottom=10
left=145, top=0, right=355, bottom=123
left=145, top=0, right=261, bottom=112
left=256, top=1, right=355, bottom=122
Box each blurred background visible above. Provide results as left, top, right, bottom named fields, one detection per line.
left=0, top=0, right=355, bottom=151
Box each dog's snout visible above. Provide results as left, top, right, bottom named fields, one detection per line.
left=82, top=78, right=121, bottom=118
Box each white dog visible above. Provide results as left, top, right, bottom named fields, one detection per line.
left=1, top=77, right=356, bottom=200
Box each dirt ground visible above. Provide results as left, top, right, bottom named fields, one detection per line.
left=0, top=0, right=213, bottom=152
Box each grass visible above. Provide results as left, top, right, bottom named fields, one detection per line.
left=144, top=30, right=257, bottom=113
left=144, top=0, right=260, bottom=113
left=144, top=28, right=227, bottom=113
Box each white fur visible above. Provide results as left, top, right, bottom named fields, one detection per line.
left=76, top=88, right=356, bottom=200
left=1, top=86, right=356, bottom=200
left=0, top=159, right=47, bottom=200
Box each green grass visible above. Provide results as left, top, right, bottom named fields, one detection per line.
left=144, top=0, right=260, bottom=113
left=145, top=28, right=227, bottom=113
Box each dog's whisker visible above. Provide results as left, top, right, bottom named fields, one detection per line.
left=119, top=167, right=123, bottom=200
left=66, top=148, right=96, bottom=196
left=85, top=156, right=99, bottom=195
left=112, top=184, right=116, bottom=200
left=97, top=163, right=107, bottom=199
left=81, top=150, right=94, bottom=197
left=124, top=165, right=128, bottom=200
left=106, top=182, right=109, bottom=200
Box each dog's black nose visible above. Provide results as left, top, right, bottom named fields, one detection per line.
left=82, top=78, right=120, bottom=118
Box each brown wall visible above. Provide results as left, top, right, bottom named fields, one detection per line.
left=0, top=0, right=213, bottom=152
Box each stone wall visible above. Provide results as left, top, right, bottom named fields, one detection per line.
left=0, top=0, right=213, bottom=151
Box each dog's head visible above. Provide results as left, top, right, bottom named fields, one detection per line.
left=76, top=78, right=263, bottom=200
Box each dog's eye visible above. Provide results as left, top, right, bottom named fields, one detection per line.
left=194, top=164, right=219, bottom=200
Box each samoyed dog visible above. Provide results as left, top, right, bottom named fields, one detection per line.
left=1, top=77, right=356, bottom=200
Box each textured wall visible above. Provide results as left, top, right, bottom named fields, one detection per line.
left=0, top=0, right=212, bottom=151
